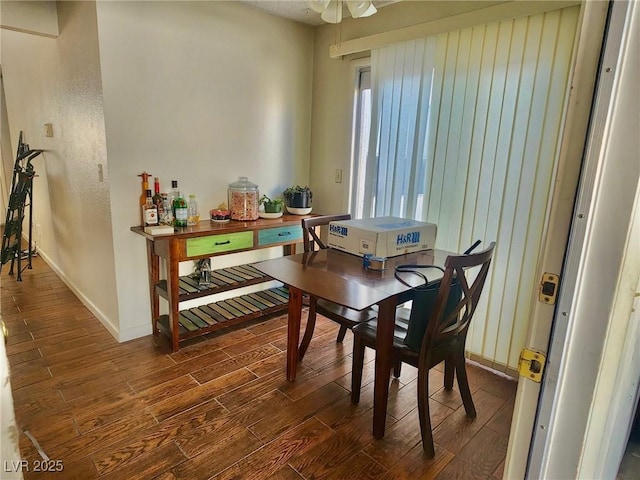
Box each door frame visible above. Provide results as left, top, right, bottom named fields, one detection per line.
left=525, top=0, right=640, bottom=478
left=503, top=1, right=611, bottom=478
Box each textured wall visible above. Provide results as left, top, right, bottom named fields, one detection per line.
left=1, top=1, right=119, bottom=334
left=95, top=1, right=313, bottom=340
left=1, top=0, right=313, bottom=342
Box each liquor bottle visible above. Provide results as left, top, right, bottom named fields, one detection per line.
left=152, top=177, right=163, bottom=210
left=167, top=180, right=179, bottom=208
left=187, top=195, right=200, bottom=226
left=138, top=171, right=151, bottom=225
left=142, top=189, right=158, bottom=227
left=173, top=191, right=188, bottom=228
left=160, top=193, right=172, bottom=225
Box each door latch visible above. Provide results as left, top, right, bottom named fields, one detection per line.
left=518, top=348, right=546, bottom=382
left=538, top=273, right=559, bottom=304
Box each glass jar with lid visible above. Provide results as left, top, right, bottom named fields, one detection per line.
left=228, top=176, right=259, bottom=221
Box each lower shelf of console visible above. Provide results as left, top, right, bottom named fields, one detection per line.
left=156, top=285, right=290, bottom=341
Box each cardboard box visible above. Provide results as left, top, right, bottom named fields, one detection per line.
left=327, top=216, right=437, bottom=258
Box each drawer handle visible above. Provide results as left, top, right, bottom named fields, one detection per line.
left=215, top=240, right=231, bottom=245
left=278, top=232, right=291, bottom=236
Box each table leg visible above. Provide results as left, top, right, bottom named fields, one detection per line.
left=286, top=286, right=303, bottom=381
left=168, top=239, right=181, bottom=353
left=373, top=296, right=397, bottom=438
left=146, top=239, right=160, bottom=335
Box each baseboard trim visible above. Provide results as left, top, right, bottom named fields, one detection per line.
left=36, top=249, right=120, bottom=342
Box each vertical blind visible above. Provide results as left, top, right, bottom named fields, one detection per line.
left=363, top=6, right=579, bottom=372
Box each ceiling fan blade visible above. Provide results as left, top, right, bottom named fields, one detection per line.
left=307, top=0, right=331, bottom=14
left=320, top=0, right=343, bottom=23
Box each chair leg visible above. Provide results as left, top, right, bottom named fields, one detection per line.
left=336, top=325, right=348, bottom=343
left=444, top=356, right=455, bottom=390
left=298, top=298, right=318, bottom=361
left=393, top=358, right=402, bottom=378
left=417, top=365, right=436, bottom=458
left=351, top=333, right=365, bottom=405
left=455, top=348, right=476, bottom=418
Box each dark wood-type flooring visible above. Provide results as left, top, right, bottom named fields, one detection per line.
left=2, top=256, right=517, bottom=479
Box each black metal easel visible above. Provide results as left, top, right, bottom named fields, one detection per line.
left=1, top=132, right=43, bottom=281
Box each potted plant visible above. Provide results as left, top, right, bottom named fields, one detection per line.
left=259, top=195, right=284, bottom=213
left=283, top=185, right=313, bottom=209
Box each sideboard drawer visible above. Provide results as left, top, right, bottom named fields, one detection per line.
left=186, top=231, right=254, bottom=257
left=258, top=226, right=302, bottom=246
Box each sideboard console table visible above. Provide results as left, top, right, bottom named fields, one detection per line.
left=131, top=215, right=307, bottom=352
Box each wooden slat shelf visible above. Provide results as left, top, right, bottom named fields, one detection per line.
left=155, top=263, right=273, bottom=302
left=156, top=286, right=290, bottom=341
left=132, top=215, right=308, bottom=352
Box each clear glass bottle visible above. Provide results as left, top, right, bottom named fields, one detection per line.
left=161, top=193, right=172, bottom=225
left=187, top=195, right=200, bottom=226
left=142, top=189, right=158, bottom=227
left=167, top=180, right=179, bottom=210
left=173, top=190, right=188, bottom=228
left=228, top=176, right=259, bottom=221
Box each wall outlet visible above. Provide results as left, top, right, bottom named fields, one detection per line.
left=44, top=123, right=53, bottom=137
left=98, top=164, right=104, bottom=182
left=335, top=168, right=343, bottom=183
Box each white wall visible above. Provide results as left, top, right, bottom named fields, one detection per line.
left=0, top=0, right=58, bottom=37
left=1, top=1, right=313, bottom=342
left=1, top=1, right=119, bottom=336
left=94, top=1, right=313, bottom=340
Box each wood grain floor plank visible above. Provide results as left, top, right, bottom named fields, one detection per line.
left=271, top=465, right=306, bottom=480
left=246, top=350, right=287, bottom=377
left=220, top=326, right=288, bottom=357
left=17, top=418, right=79, bottom=459
left=150, top=368, right=257, bottom=422
left=169, top=424, right=262, bottom=479
left=93, top=399, right=229, bottom=476
left=231, top=389, right=293, bottom=428
left=249, top=382, right=348, bottom=442
left=380, top=442, right=455, bottom=480
left=211, top=417, right=334, bottom=480
left=278, top=355, right=352, bottom=401
left=288, top=407, right=380, bottom=479
left=169, top=328, right=256, bottom=363
left=74, top=375, right=199, bottom=433
left=449, top=426, right=510, bottom=479
left=363, top=401, right=454, bottom=470
left=97, top=442, right=187, bottom=480
left=313, top=451, right=388, bottom=480
left=128, top=349, right=229, bottom=392
left=190, top=344, right=280, bottom=384
left=46, top=411, right=158, bottom=462
left=486, top=395, right=516, bottom=437
left=432, top=389, right=507, bottom=455
left=23, top=455, right=99, bottom=480
left=4, top=256, right=517, bottom=480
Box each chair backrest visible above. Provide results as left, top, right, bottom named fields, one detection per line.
left=403, top=242, right=495, bottom=355
left=301, top=214, right=351, bottom=252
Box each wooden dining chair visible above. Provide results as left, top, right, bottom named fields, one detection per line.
left=350, top=242, right=495, bottom=457
left=298, top=214, right=378, bottom=361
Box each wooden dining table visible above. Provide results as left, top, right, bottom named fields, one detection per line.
left=255, top=247, right=451, bottom=438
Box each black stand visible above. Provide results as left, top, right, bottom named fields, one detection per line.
left=1, top=132, right=43, bottom=281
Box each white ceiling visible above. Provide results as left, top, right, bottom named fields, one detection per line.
left=239, top=0, right=397, bottom=26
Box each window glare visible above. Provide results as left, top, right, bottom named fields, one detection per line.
left=352, top=68, right=371, bottom=219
